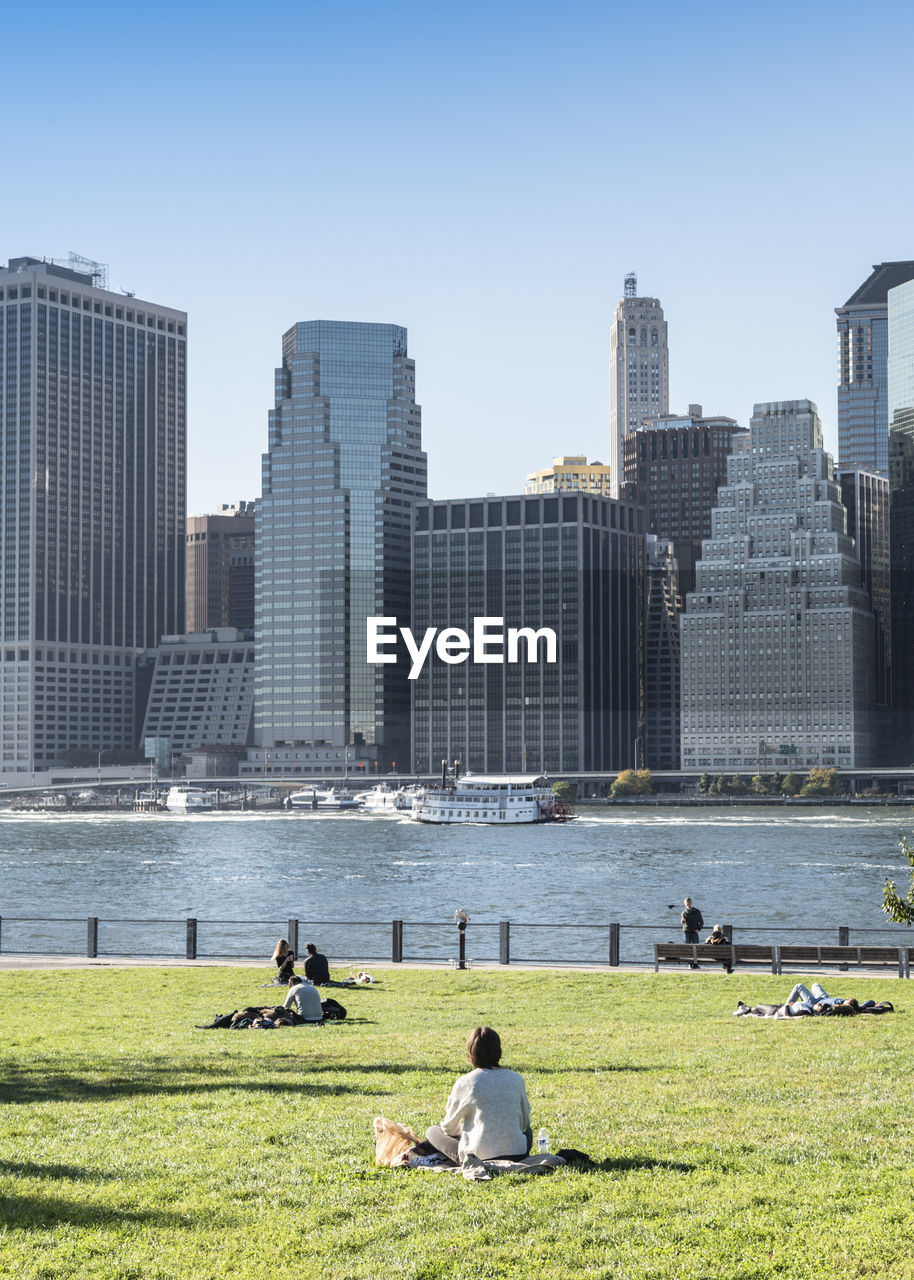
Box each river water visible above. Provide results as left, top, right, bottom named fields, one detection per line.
left=0, top=806, right=912, bottom=965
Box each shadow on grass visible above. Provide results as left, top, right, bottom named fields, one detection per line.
left=0, top=1159, right=121, bottom=1182
left=193, top=1019, right=378, bottom=1029
left=578, top=1155, right=698, bottom=1174
left=0, top=1190, right=190, bottom=1231
left=0, top=1069, right=392, bottom=1105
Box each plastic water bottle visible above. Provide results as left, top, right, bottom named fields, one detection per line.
left=537, top=1127, right=549, bottom=1154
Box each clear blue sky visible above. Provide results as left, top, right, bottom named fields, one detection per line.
left=7, top=0, right=914, bottom=509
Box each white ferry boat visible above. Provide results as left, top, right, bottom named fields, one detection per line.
left=410, top=773, right=573, bottom=825
left=164, top=786, right=215, bottom=813
left=288, top=786, right=364, bottom=811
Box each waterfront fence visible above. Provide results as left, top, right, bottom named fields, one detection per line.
left=3, top=914, right=914, bottom=970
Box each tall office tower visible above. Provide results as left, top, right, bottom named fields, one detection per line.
left=837, top=468, right=891, bottom=755
left=254, top=321, right=426, bottom=773
left=186, top=501, right=255, bottom=632
left=836, top=261, right=914, bottom=474
left=887, top=279, right=914, bottom=760
left=411, top=492, right=643, bottom=774
left=524, top=456, right=612, bottom=495
left=0, top=255, right=186, bottom=775
left=621, top=405, right=745, bottom=594
left=680, top=400, right=876, bottom=773
left=643, top=535, right=682, bottom=770
left=609, top=272, right=669, bottom=496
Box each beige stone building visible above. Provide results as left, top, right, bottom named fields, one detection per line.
left=524, top=456, right=612, bottom=495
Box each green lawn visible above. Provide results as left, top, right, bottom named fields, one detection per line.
left=1, top=966, right=912, bottom=1280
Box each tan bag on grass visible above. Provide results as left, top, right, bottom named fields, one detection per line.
left=373, top=1116, right=422, bottom=1167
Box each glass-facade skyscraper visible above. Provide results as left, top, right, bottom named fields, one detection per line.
left=411, top=492, right=644, bottom=774
left=836, top=261, right=914, bottom=475
left=888, top=279, right=914, bottom=758
left=254, top=321, right=426, bottom=771
left=0, top=255, right=186, bottom=775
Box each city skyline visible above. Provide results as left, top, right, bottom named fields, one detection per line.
left=5, top=2, right=914, bottom=513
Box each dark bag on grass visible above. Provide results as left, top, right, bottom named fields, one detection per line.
left=321, top=998, right=347, bottom=1021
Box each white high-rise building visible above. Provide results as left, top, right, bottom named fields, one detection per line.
left=609, top=272, right=669, bottom=496
left=680, top=400, right=876, bottom=772
left=0, top=255, right=186, bottom=775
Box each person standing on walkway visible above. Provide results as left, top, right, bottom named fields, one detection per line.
left=681, top=897, right=704, bottom=943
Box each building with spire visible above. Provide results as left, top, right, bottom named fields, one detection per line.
left=609, top=272, right=669, bottom=496
left=681, top=400, right=876, bottom=773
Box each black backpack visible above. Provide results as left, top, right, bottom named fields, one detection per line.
left=320, top=998, right=347, bottom=1021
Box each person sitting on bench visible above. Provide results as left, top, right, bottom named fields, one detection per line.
left=704, top=924, right=733, bottom=973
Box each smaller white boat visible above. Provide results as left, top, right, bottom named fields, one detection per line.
left=288, top=786, right=364, bottom=811
left=361, top=783, right=421, bottom=814
left=164, top=785, right=215, bottom=813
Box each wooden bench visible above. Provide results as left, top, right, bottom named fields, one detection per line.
left=776, top=945, right=909, bottom=978
left=653, top=943, right=777, bottom=973
left=653, top=942, right=910, bottom=977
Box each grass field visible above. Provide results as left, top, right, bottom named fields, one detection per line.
left=1, top=965, right=913, bottom=1280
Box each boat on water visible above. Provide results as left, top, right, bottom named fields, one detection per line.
left=164, top=786, right=216, bottom=813
left=361, top=782, right=421, bottom=814
left=287, top=786, right=364, bottom=811
left=410, top=772, right=574, bottom=825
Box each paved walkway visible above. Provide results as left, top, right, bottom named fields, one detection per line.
left=0, top=954, right=907, bottom=980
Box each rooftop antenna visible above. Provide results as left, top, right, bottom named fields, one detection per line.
left=624, top=271, right=637, bottom=299
left=66, top=252, right=109, bottom=290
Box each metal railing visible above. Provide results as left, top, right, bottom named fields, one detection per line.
left=2, top=914, right=914, bottom=970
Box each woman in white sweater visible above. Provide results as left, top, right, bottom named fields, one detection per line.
left=425, top=1027, right=533, bottom=1163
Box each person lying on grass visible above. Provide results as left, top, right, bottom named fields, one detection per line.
left=734, top=982, right=894, bottom=1018
left=198, top=1005, right=299, bottom=1029
left=424, top=1026, right=533, bottom=1164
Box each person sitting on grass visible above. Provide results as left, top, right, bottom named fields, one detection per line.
left=283, top=974, right=323, bottom=1023
left=425, top=1026, right=532, bottom=1165
left=272, top=938, right=296, bottom=984
left=303, top=941, right=330, bottom=986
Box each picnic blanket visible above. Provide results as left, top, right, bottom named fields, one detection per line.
left=373, top=1116, right=566, bottom=1179
left=443, top=1152, right=566, bottom=1180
